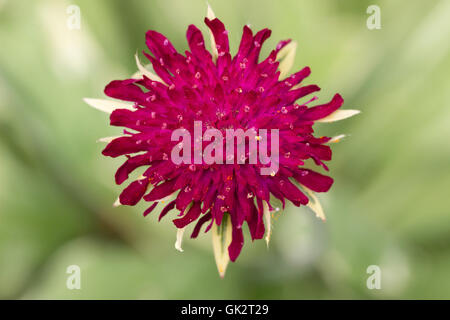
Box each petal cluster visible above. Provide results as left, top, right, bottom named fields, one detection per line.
left=95, top=16, right=351, bottom=265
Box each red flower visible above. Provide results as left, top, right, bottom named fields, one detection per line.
left=85, top=7, right=358, bottom=277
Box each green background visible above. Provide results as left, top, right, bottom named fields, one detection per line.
left=0, top=0, right=449, bottom=299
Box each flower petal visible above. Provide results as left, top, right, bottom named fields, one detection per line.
left=245, top=202, right=265, bottom=240
left=143, top=202, right=158, bottom=217
left=104, top=79, right=147, bottom=102
left=119, top=178, right=149, bottom=206
left=205, top=18, right=229, bottom=55
left=302, top=94, right=344, bottom=121
left=228, top=221, right=244, bottom=262
left=278, top=178, right=309, bottom=206
left=186, top=25, right=212, bottom=62
left=102, top=136, right=145, bottom=158
left=284, top=84, right=321, bottom=105
left=159, top=200, right=176, bottom=221
left=173, top=202, right=201, bottom=228
left=144, top=180, right=176, bottom=202
left=294, top=169, right=333, bottom=193
left=115, top=153, right=151, bottom=185
left=190, top=212, right=212, bottom=238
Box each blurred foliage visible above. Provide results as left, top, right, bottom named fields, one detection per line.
left=0, top=0, right=449, bottom=299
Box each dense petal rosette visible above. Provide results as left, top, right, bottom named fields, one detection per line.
left=86, top=8, right=358, bottom=277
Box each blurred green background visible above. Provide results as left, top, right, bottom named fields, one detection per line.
left=0, top=0, right=449, bottom=299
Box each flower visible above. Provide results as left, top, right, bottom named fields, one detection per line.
left=84, top=5, right=359, bottom=277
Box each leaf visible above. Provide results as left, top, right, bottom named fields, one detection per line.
left=175, top=228, right=185, bottom=252
left=97, top=136, right=122, bottom=143
left=83, top=98, right=134, bottom=114
left=276, top=41, right=297, bottom=79
left=133, top=53, right=165, bottom=83
left=326, top=134, right=346, bottom=144
left=206, top=3, right=218, bottom=62
left=113, top=197, right=121, bottom=207
left=301, top=185, right=326, bottom=221
left=263, top=201, right=272, bottom=248
left=317, top=109, right=360, bottom=123
left=212, top=213, right=232, bottom=278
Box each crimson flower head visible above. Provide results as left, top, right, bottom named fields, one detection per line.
left=85, top=5, right=358, bottom=277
